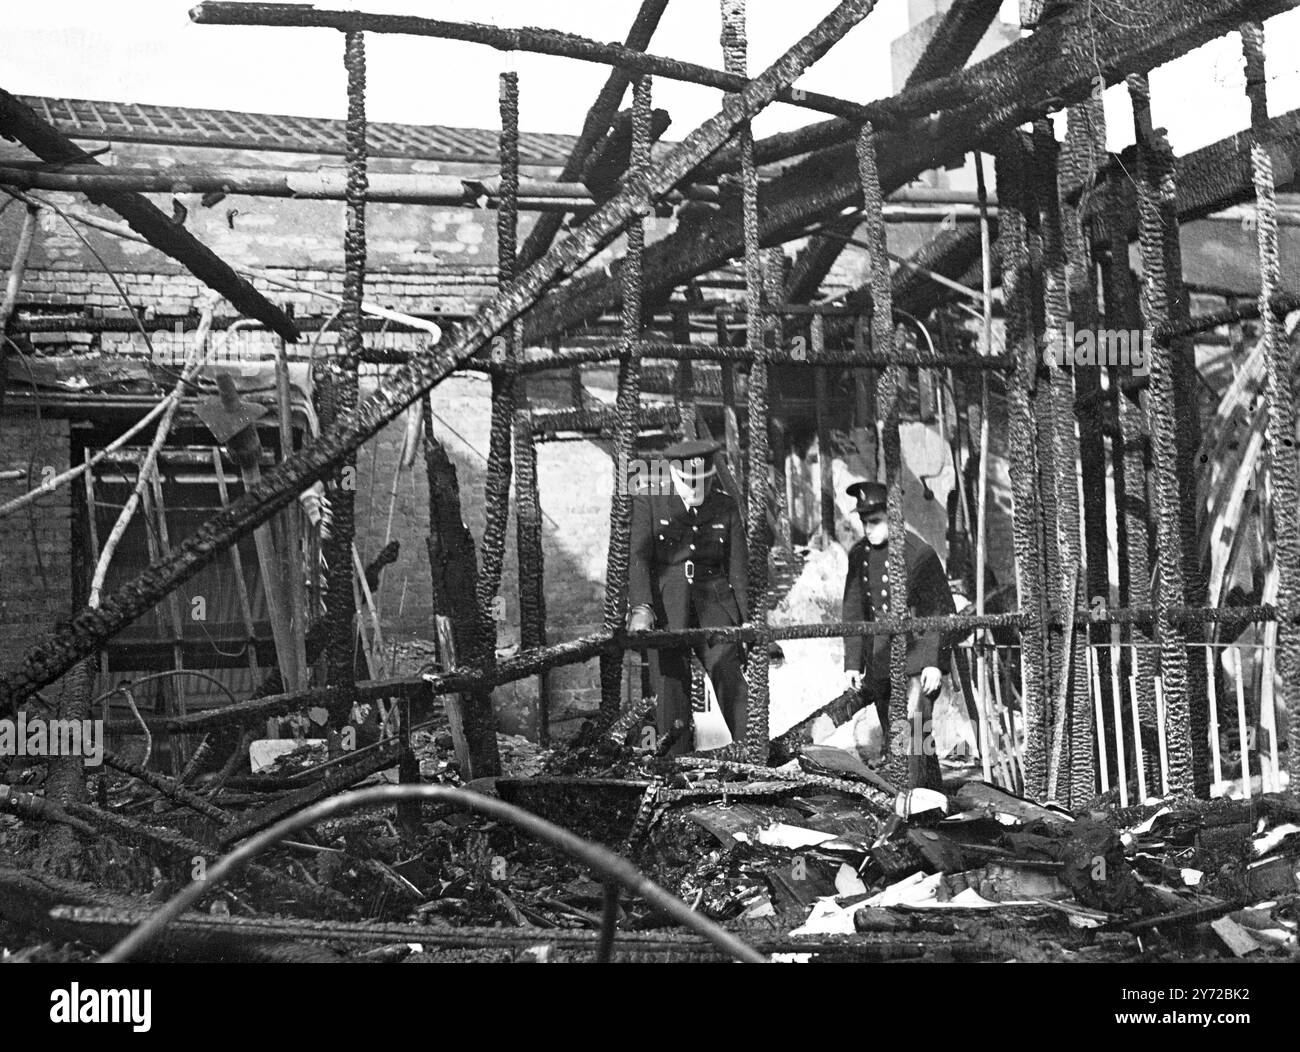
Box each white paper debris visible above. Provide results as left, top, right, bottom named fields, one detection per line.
left=834, top=863, right=868, bottom=897
left=1128, top=806, right=1171, bottom=836
left=789, top=897, right=857, bottom=935
left=895, top=787, right=948, bottom=819
left=863, top=871, right=943, bottom=908
left=249, top=738, right=324, bottom=773
left=756, top=823, right=836, bottom=849
left=1252, top=823, right=1300, bottom=857
left=1210, top=916, right=1260, bottom=957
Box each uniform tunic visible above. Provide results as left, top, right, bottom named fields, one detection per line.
left=842, top=531, right=955, bottom=790
left=629, top=486, right=748, bottom=753
left=842, top=531, right=955, bottom=689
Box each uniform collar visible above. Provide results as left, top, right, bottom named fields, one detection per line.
left=672, top=483, right=725, bottom=516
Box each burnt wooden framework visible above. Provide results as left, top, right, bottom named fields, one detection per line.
left=2, top=0, right=1299, bottom=806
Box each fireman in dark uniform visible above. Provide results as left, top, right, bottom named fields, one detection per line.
left=843, top=481, right=955, bottom=789
left=627, top=439, right=748, bottom=754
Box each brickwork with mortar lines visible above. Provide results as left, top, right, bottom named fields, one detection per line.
left=0, top=410, right=73, bottom=662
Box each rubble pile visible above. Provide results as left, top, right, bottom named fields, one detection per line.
left=2, top=696, right=1298, bottom=962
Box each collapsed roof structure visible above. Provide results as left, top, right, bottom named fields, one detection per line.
left=2, top=0, right=1299, bottom=963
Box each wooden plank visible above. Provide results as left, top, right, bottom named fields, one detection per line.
left=141, top=470, right=187, bottom=774
left=211, top=448, right=262, bottom=688
left=952, top=781, right=1071, bottom=827
left=434, top=614, right=472, bottom=774
left=82, top=450, right=110, bottom=696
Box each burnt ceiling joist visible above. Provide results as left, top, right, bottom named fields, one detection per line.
left=520, top=0, right=1300, bottom=344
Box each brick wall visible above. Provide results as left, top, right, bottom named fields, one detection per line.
left=346, top=371, right=620, bottom=736
left=0, top=409, right=73, bottom=660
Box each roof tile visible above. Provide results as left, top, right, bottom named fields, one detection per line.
left=19, top=94, right=577, bottom=166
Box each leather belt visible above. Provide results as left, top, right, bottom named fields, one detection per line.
left=683, top=559, right=724, bottom=583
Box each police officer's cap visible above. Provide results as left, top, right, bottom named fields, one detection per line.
left=846, top=480, right=887, bottom=515
left=660, top=438, right=723, bottom=460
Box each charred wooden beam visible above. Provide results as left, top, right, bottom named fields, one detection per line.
left=518, top=0, right=671, bottom=269
left=782, top=0, right=1003, bottom=305
left=318, top=31, right=368, bottom=724
left=521, top=0, right=1299, bottom=343
left=0, top=88, right=299, bottom=342
left=105, top=676, right=427, bottom=736
left=0, top=164, right=615, bottom=211
left=190, top=1, right=874, bottom=121
left=1078, top=106, right=1300, bottom=237
left=597, top=75, right=654, bottom=716
left=530, top=405, right=681, bottom=437
left=582, top=106, right=672, bottom=205
left=424, top=420, right=500, bottom=779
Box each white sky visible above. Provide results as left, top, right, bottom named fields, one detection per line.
left=2, top=1, right=1300, bottom=156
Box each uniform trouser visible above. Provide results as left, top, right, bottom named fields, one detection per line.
left=864, top=677, right=944, bottom=792
left=650, top=593, right=747, bottom=757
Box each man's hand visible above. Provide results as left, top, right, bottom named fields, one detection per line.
left=843, top=669, right=863, bottom=693
left=919, top=666, right=942, bottom=697
left=626, top=606, right=654, bottom=632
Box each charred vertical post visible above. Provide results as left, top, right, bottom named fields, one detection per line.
left=598, top=75, right=654, bottom=716
left=1242, top=22, right=1300, bottom=792
left=514, top=386, right=549, bottom=741
left=423, top=404, right=500, bottom=778
left=812, top=313, right=836, bottom=540
left=477, top=70, right=522, bottom=672
left=673, top=305, right=698, bottom=440
left=1128, top=73, right=1195, bottom=797
left=1097, top=186, right=1152, bottom=801
left=997, top=137, right=1050, bottom=798
left=722, top=0, right=771, bottom=763
left=1063, top=97, right=1114, bottom=795
left=858, top=122, right=913, bottom=789
left=1033, top=120, right=1094, bottom=804
left=321, top=30, right=368, bottom=721
left=1023, top=138, right=1064, bottom=770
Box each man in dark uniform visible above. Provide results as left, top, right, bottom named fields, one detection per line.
left=843, top=481, right=956, bottom=789
left=626, top=439, right=748, bottom=755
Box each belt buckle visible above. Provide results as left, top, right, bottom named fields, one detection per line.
left=684, top=559, right=695, bottom=583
